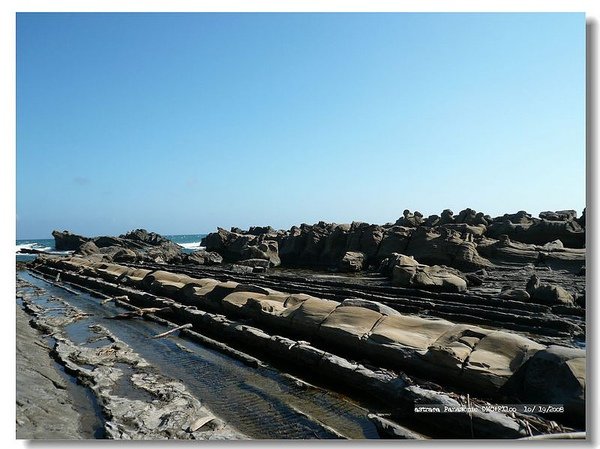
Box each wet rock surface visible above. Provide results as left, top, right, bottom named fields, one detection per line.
left=17, top=277, right=245, bottom=440
left=16, top=301, right=83, bottom=439
left=54, top=328, right=242, bottom=440
left=17, top=271, right=384, bottom=440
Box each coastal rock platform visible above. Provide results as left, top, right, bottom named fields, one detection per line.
left=24, top=251, right=586, bottom=437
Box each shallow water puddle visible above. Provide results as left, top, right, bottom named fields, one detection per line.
left=18, top=271, right=379, bottom=439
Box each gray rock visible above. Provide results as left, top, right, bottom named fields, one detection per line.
left=230, top=264, right=254, bottom=274
left=242, top=240, right=281, bottom=267
left=517, top=345, right=585, bottom=425
left=187, top=250, right=223, bottom=266
left=531, top=284, right=574, bottom=306
left=112, top=248, right=137, bottom=263
left=499, top=288, right=530, bottom=302
left=338, top=251, right=366, bottom=272
left=404, top=227, right=492, bottom=271
left=390, top=255, right=467, bottom=293
left=341, top=298, right=399, bottom=316
left=236, top=258, right=270, bottom=269
left=75, top=240, right=100, bottom=256
left=465, top=273, right=484, bottom=287
left=52, top=230, right=90, bottom=251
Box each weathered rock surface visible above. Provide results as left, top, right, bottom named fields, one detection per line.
left=477, top=236, right=585, bottom=270
left=386, top=254, right=467, bottom=293
left=55, top=330, right=242, bottom=440
left=499, top=288, right=530, bottom=302
left=18, top=279, right=245, bottom=440
left=508, top=345, right=585, bottom=425
left=403, top=227, right=491, bottom=271
left=486, top=213, right=585, bottom=248
left=338, top=251, right=366, bottom=272
left=76, top=240, right=100, bottom=256
left=199, top=207, right=584, bottom=273
left=52, top=230, right=90, bottom=250
left=16, top=305, right=83, bottom=439
left=29, top=257, right=587, bottom=433
left=57, top=228, right=185, bottom=264
left=526, top=274, right=574, bottom=306
left=186, top=250, right=223, bottom=266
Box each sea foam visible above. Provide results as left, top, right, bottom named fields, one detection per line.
left=16, top=242, right=52, bottom=253
left=177, top=241, right=206, bottom=251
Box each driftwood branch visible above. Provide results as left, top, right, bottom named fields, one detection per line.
left=106, top=306, right=171, bottom=320
left=151, top=323, right=193, bottom=339
left=188, top=414, right=216, bottom=432
left=101, top=295, right=129, bottom=305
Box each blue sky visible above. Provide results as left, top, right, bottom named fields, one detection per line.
left=16, top=13, right=585, bottom=239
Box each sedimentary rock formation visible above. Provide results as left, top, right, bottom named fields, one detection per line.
left=186, top=250, right=223, bottom=266
left=52, top=230, right=90, bottom=250
left=526, top=274, right=575, bottom=306
left=52, top=229, right=185, bottom=264
left=18, top=280, right=244, bottom=440
left=382, top=254, right=468, bottom=293
left=201, top=207, right=585, bottom=273
left=30, top=255, right=586, bottom=432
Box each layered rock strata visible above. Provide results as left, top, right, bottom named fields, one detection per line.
left=31, top=256, right=586, bottom=431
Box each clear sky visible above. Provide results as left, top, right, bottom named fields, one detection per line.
left=16, top=12, right=585, bottom=239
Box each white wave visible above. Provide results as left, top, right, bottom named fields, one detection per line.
left=16, top=242, right=74, bottom=256
left=48, top=250, right=75, bottom=256
left=177, top=241, right=206, bottom=250
left=16, top=242, right=52, bottom=253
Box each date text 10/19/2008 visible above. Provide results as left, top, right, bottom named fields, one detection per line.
left=414, top=404, right=565, bottom=414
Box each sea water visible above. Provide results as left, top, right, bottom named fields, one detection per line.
left=16, top=234, right=207, bottom=262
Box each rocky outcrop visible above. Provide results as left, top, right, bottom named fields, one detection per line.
left=394, top=210, right=424, bottom=228
left=526, top=274, right=574, bottom=306
left=76, top=241, right=100, bottom=256
left=499, top=288, right=530, bottom=302
left=202, top=228, right=280, bottom=267
left=338, top=251, right=366, bottom=272
left=52, top=230, right=90, bottom=250
left=539, top=210, right=577, bottom=221
left=56, top=229, right=185, bottom=263
left=376, top=226, right=412, bottom=259
left=319, top=224, right=351, bottom=267
left=32, top=256, right=586, bottom=430
left=242, top=240, right=281, bottom=267
left=386, top=254, right=468, bottom=293
left=508, top=345, right=585, bottom=426
left=486, top=211, right=585, bottom=248
left=403, top=227, right=492, bottom=271
left=199, top=207, right=585, bottom=273
left=186, top=250, right=223, bottom=266
left=470, top=235, right=585, bottom=271
left=235, top=259, right=270, bottom=271
left=204, top=220, right=491, bottom=273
